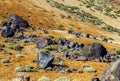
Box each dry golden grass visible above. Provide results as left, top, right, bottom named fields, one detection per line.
left=0, top=0, right=120, bottom=81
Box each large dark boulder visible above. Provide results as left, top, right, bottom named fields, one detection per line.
left=37, top=51, right=54, bottom=69
left=9, top=14, right=29, bottom=28
left=1, top=14, right=30, bottom=38
left=36, top=37, right=53, bottom=48
left=82, top=43, right=107, bottom=60
left=1, top=26, right=15, bottom=37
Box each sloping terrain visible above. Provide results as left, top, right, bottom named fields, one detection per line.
left=0, top=0, right=120, bottom=81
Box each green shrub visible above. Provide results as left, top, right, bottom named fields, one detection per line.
left=1, top=59, right=9, bottom=63
left=41, top=49, right=50, bottom=54
left=83, top=67, right=96, bottom=72
left=60, top=14, right=66, bottom=18
left=38, top=76, right=51, bottom=81
left=82, top=64, right=90, bottom=67
left=6, top=44, right=23, bottom=51
left=44, top=45, right=58, bottom=51
left=16, top=54, right=24, bottom=58
left=58, top=61, right=65, bottom=66
left=15, top=66, right=26, bottom=72
left=58, top=24, right=65, bottom=30
left=54, top=76, right=70, bottom=81
left=0, top=44, right=5, bottom=47
left=116, top=48, right=120, bottom=55
left=25, top=65, right=34, bottom=72
left=46, top=67, right=52, bottom=71
left=61, top=46, right=69, bottom=52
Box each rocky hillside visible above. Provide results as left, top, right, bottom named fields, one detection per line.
left=0, top=0, right=120, bottom=81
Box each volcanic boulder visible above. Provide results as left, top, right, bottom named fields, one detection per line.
left=37, top=51, right=54, bottom=69
left=82, top=43, right=107, bottom=60
left=1, top=14, right=30, bottom=37
left=36, top=37, right=53, bottom=48
left=1, top=26, right=15, bottom=37
left=9, top=14, right=29, bottom=28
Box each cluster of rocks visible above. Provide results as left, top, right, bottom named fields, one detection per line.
left=36, top=37, right=120, bottom=76
left=67, top=29, right=110, bottom=43
left=1, top=14, right=29, bottom=37
left=37, top=37, right=119, bottom=62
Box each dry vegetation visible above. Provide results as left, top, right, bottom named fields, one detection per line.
left=0, top=0, right=120, bottom=81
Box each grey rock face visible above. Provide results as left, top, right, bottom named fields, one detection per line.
left=37, top=51, right=54, bottom=69
left=101, top=59, right=120, bottom=81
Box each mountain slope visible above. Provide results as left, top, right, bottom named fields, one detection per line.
left=0, top=0, right=120, bottom=81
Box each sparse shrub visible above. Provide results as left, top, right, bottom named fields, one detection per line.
left=82, top=64, right=90, bottom=67
left=15, top=66, right=26, bottom=72
left=60, top=14, right=66, bottom=18
left=54, top=76, right=70, bottom=81
left=61, top=46, right=69, bottom=52
left=67, top=15, right=71, bottom=18
left=41, top=49, right=50, bottom=54
left=114, top=10, right=120, bottom=14
left=104, top=6, right=113, bottom=12
left=83, top=67, right=96, bottom=72
left=38, top=76, right=51, bottom=81
left=48, top=35, right=54, bottom=39
left=44, top=45, right=58, bottom=51
left=46, top=67, right=52, bottom=71
left=94, top=5, right=103, bottom=12
left=6, top=44, right=23, bottom=51
left=58, top=24, right=65, bottom=30
left=1, top=59, right=9, bottom=63
left=116, top=48, right=120, bottom=55
left=57, top=61, right=65, bottom=66
left=25, top=65, right=34, bottom=72
left=16, top=54, right=24, bottom=58
left=0, top=44, right=5, bottom=47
